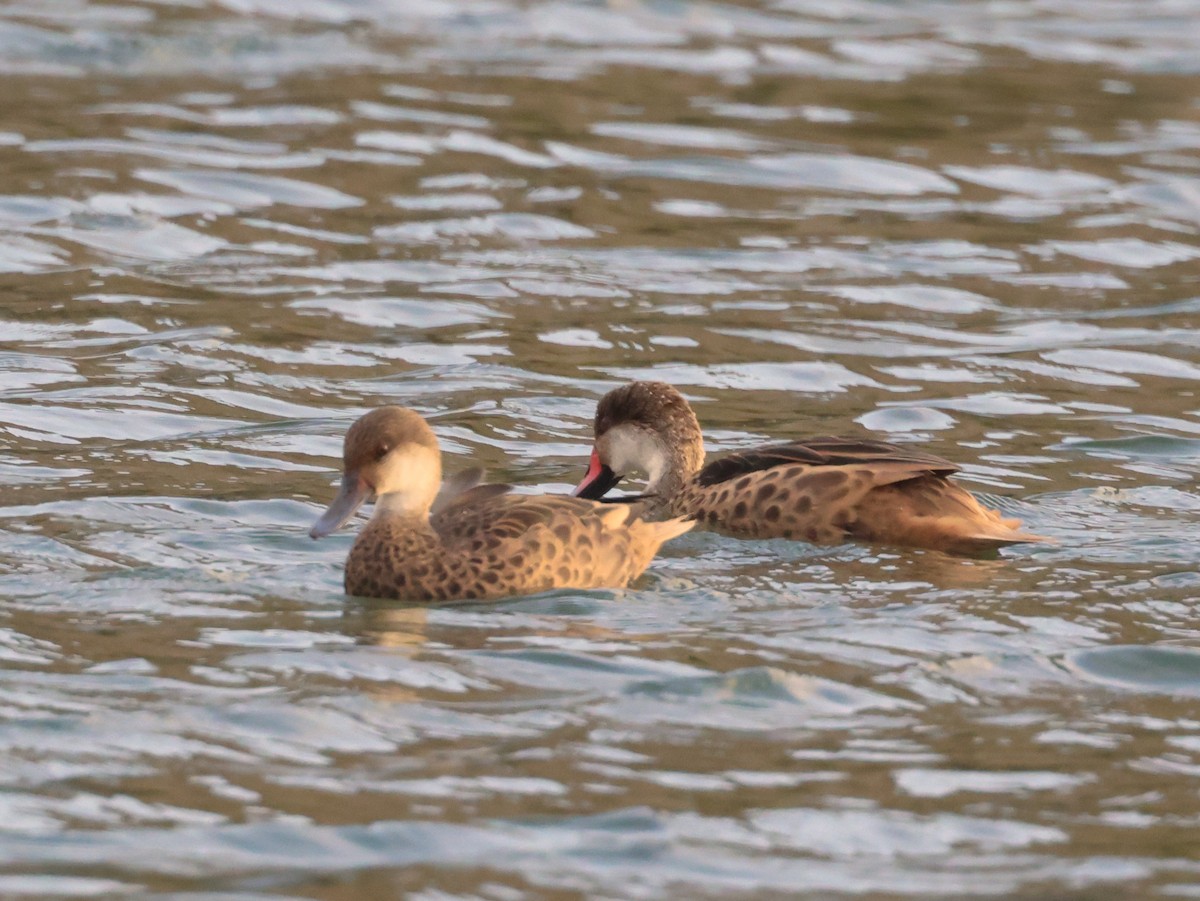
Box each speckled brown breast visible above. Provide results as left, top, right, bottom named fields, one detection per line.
left=344, top=492, right=690, bottom=602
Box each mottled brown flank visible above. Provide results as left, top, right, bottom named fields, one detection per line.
left=802, top=470, right=847, bottom=492
left=343, top=487, right=692, bottom=602
left=669, top=450, right=1045, bottom=555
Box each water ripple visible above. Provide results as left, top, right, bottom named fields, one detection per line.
left=0, top=0, right=1199, bottom=896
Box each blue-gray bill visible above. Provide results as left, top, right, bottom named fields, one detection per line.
left=310, top=473, right=370, bottom=538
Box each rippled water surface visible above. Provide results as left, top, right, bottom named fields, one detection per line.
left=2, top=0, right=1200, bottom=896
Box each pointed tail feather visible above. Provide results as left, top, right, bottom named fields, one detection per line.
left=622, top=515, right=694, bottom=577
left=646, top=516, right=694, bottom=546
left=956, top=516, right=1051, bottom=554
left=973, top=513, right=1051, bottom=544
left=965, top=529, right=1050, bottom=548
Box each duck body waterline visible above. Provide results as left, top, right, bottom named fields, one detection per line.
left=311, top=406, right=692, bottom=603
left=574, top=381, right=1045, bottom=557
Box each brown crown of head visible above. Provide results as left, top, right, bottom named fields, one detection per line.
left=343, top=406, right=439, bottom=472
left=594, top=381, right=703, bottom=454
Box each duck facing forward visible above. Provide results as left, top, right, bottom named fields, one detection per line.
left=573, top=381, right=1044, bottom=556
left=310, top=406, right=692, bottom=602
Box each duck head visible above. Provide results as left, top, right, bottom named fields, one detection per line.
left=574, top=381, right=704, bottom=500
left=310, top=406, right=442, bottom=538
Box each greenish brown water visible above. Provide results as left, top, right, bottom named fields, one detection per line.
left=1, top=1, right=1200, bottom=897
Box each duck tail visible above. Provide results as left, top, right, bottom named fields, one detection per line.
left=955, top=516, right=1051, bottom=554
left=646, top=515, right=694, bottom=546
left=622, top=515, right=693, bottom=574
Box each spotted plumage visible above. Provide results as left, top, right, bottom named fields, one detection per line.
left=311, top=406, right=692, bottom=602
left=575, top=381, right=1045, bottom=556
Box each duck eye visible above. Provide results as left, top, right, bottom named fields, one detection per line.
left=374, top=444, right=390, bottom=461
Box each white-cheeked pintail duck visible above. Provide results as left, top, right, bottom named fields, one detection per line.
left=311, top=406, right=693, bottom=602
left=573, top=381, right=1045, bottom=556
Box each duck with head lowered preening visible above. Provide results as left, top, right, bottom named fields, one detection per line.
left=310, top=406, right=693, bottom=602
left=573, top=381, right=1045, bottom=556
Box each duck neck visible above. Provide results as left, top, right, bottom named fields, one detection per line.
left=372, top=491, right=436, bottom=530
left=645, top=444, right=700, bottom=501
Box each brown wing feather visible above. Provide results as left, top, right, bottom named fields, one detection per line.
left=432, top=491, right=646, bottom=546
left=696, top=437, right=958, bottom=488
left=426, top=491, right=690, bottom=597
left=432, top=489, right=555, bottom=543
left=430, top=467, right=487, bottom=516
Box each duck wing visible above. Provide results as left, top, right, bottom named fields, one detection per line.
left=433, top=487, right=632, bottom=543
left=696, top=437, right=959, bottom=488
left=431, top=468, right=489, bottom=515
left=431, top=480, right=517, bottom=538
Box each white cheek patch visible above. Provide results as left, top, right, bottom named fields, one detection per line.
left=605, top=425, right=667, bottom=488
left=372, top=446, right=442, bottom=515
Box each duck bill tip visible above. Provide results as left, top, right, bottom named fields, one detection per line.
left=573, top=449, right=621, bottom=500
